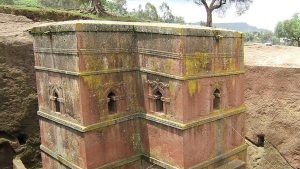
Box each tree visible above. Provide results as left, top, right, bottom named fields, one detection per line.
left=144, top=2, right=159, bottom=21
left=159, top=2, right=175, bottom=23
left=129, top=3, right=159, bottom=21
left=129, top=2, right=184, bottom=24
left=88, top=0, right=108, bottom=16
left=174, top=16, right=185, bottom=24
left=0, top=0, right=14, bottom=5
left=104, top=0, right=127, bottom=15
left=275, top=13, right=300, bottom=47
left=194, top=0, right=252, bottom=27
left=39, top=0, right=82, bottom=9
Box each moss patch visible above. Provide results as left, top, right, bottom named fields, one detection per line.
left=188, top=80, right=197, bottom=96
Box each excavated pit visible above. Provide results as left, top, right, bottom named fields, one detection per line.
left=0, top=13, right=43, bottom=169
left=245, top=43, right=300, bottom=169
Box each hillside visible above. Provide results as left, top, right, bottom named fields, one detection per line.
left=0, top=5, right=139, bottom=22
left=214, top=22, right=269, bottom=32
left=192, top=22, right=269, bottom=32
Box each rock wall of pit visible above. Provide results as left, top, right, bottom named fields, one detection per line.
left=0, top=13, right=41, bottom=169
left=245, top=66, right=300, bottom=169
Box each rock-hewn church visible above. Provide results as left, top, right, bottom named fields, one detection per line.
left=31, top=21, right=246, bottom=169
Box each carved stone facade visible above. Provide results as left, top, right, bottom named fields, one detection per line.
left=146, top=79, right=170, bottom=114
left=31, top=21, right=246, bottom=169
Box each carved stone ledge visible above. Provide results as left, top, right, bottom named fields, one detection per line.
left=37, top=105, right=246, bottom=132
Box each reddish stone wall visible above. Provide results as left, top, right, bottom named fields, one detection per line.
left=40, top=119, right=86, bottom=168
left=31, top=21, right=245, bottom=169
left=41, top=152, right=70, bottom=169
left=141, top=75, right=185, bottom=121
left=141, top=120, right=184, bottom=168
left=84, top=121, right=140, bottom=169
left=183, top=113, right=245, bottom=168
left=36, top=72, right=82, bottom=123
left=181, top=75, right=244, bottom=122
left=79, top=72, right=142, bottom=125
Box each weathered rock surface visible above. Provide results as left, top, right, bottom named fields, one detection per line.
left=247, top=140, right=294, bottom=169
left=0, top=13, right=43, bottom=168
left=245, top=43, right=300, bottom=169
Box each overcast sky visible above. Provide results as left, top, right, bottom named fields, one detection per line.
left=126, top=0, right=300, bottom=31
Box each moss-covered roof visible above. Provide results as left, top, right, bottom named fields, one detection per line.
left=31, top=20, right=243, bottom=38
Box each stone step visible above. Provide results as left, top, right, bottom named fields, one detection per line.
left=215, top=159, right=246, bottom=169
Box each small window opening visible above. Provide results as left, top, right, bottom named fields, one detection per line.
left=17, top=134, right=28, bottom=145
left=54, top=92, right=60, bottom=113
left=213, top=89, right=221, bottom=110
left=108, top=92, right=117, bottom=113
left=155, top=91, right=164, bottom=112
left=257, top=134, right=265, bottom=147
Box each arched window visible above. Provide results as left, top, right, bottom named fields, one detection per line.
left=213, top=89, right=221, bottom=110
left=155, top=91, right=164, bottom=112
left=107, top=92, right=117, bottom=113
left=54, top=92, right=60, bottom=113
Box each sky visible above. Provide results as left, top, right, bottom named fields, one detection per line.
left=126, top=0, right=300, bottom=31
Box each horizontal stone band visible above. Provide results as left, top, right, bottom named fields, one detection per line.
left=189, top=144, right=248, bottom=169
left=37, top=105, right=246, bottom=132
left=34, top=66, right=245, bottom=80
left=34, top=47, right=241, bottom=60
left=40, top=143, right=248, bottom=169
left=40, top=145, right=82, bottom=169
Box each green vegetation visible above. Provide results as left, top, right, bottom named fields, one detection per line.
left=275, top=13, right=300, bottom=47
left=129, top=2, right=184, bottom=23
left=0, top=0, right=185, bottom=23
left=245, top=31, right=280, bottom=45
left=13, top=0, right=39, bottom=6
left=0, top=0, right=39, bottom=6
left=0, top=5, right=139, bottom=21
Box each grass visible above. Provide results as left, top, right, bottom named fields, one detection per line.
left=13, top=0, right=40, bottom=7
left=0, top=5, right=142, bottom=22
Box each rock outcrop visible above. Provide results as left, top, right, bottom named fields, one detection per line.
left=245, top=43, right=300, bottom=169
left=0, top=13, right=42, bottom=169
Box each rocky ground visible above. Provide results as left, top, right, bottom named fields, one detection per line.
left=245, top=43, right=300, bottom=169
left=0, top=13, right=43, bottom=169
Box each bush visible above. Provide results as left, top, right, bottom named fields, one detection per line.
left=13, top=0, right=39, bottom=7
left=38, top=0, right=81, bottom=9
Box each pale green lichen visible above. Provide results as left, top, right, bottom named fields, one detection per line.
left=184, top=52, right=209, bottom=76
left=188, top=80, right=197, bottom=96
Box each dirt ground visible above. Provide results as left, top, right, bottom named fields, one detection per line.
left=245, top=43, right=300, bottom=68
left=244, top=43, right=300, bottom=169
left=0, top=13, right=42, bottom=36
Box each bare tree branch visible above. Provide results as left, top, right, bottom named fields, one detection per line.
left=209, top=0, right=217, bottom=9
left=194, top=0, right=252, bottom=27
left=212, top=0, right=227, bottom=10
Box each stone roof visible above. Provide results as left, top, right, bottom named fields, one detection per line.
left=30, top=20, right=243, bottom=38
